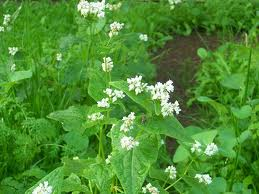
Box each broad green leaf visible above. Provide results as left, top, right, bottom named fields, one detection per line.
left=111, top=125, right=160, bottom=194
left=63, top=131, right=89, bottom=153
left=88, top=65, right=107, bottom=101
left=144, top=116, right=192, bottom=143
left=83, top=161, right=113, bottom=194
left=48, top=106, right=87, bottom=134
left=110, top=81, right=154, bottom=113
left=9, top=70, right=32, bottom=82
left=173, top=145, right=190, bottom=163
left=208, top=177, right=227, bottom=194
left=220, top=73, right=245, bottom=90
left=192, top=130, right=217, bottom=145
left=62, top=173, right=90, bottom=193
left=218, top=128, right=236, bottom=158
left=231, top=105, right=252, bottom=119
left=63, top=158, right=96, bottom=177
left=237, top=130, right=252, bottom=144
left=25, top=167, right=63, bottom=194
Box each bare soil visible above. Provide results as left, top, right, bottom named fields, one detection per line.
left=153, top=32, right=221, bottom=153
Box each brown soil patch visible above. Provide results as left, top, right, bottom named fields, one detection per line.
left=153, top=32, right=221, bottom=153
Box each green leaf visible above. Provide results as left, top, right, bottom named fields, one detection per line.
left=173, top=145, right=190, bottom=163
left=218, top=128, right=236, bottom=158
left=83, top=160, right=113, bottom=194
left=110, top=81, right=154, bottom=113
left=111, top=125, right=160, bottom=194
left=144, top=116, right=192, bottom=143
left=22, top=167, right=47, bottom=179
left=208, top=177, right=227, bottom=194
left=48, top=106, right=87, bottom=134
left=220, top=73, right=245, bottom=90
left=63, top=158, right=96, bottom=177
left=9, top=70, right=32, bottom=82
left=63, top=131, right=89, bottom=153
left=88, top=65, right=107, bottom=101
left=25, top=167, right=64, bottom=194
left=62, top=173, right=90, bottom=193
left=197, top=48, right=208, bottom=59
left=231, top=105, right=252, bottom=119
left=192, top=130, right=217, bottom=145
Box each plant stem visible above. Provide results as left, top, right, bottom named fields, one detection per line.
left=243, top=47, right=252, bottom=104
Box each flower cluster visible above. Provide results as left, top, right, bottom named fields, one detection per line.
left=56, top=53, right=62, bottom=61
left=204, top=143, right=218, bottom=156
left=97, top=98, right=110, bottom=108
left=191, top=140, right=218, bottom=156
left=104, top=88, right=125, bottom=102
left=195, top=174, right=212, bottom=185
left=147, top=80, right=180, bottom=117
left=165, top=165, right=177, bottom=179
left=97, top=88, right=125, bottom=108
left=32, top=181, right=53, bottom=194
left=10, top=64, right=16, bottom=72
left=3, top=14, right=11, bottom=26
left=77, top=0, right=106, bottom=18
left=106, top=2, right=122, bottom=11
left=120, top=136, right=139, bottom=150
left=139, top=34, right=148, bottom=42
left=109, top=21, right=124, bottom=38
left=105, top=154, right=112, bottom=164
left=142, top=183, right=159, bottom=194
left=8, top=47, right=18, bottom=56
left=120, top=112, right=135, bottom=132
left=168, top=0, right=182, bottom=10
left=127, top=75, right=147, bottom=95
left=0, top=26, right=4, bottom=32
left=191, top=140, right=202, bottom=153
left=101, top=57, right=113, bottom=72
left=88, top=112, right=104, bottom=121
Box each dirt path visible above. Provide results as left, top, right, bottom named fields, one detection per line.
left=153, top=32, right=221, bottom=153
left=154, top=32, right=220, bottom=125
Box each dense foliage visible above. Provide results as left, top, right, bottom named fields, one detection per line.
left=0, top=0, right=258, bottom=194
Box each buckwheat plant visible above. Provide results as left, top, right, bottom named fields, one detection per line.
left=25, top=1, right=222, bottom=193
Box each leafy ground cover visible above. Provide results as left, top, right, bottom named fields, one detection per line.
left=0, top=0, right=258, bottom=194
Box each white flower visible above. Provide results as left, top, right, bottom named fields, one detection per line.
left=139, top=34, right=148, bottom=42
left=0, top=26, right=4, bottom=32
left=10, top=64, right=16, bottom=72
left=165, top=165, right=177, bottom=179
left=168, top=0, right=182, bottom=10
left=77, top=0, right=106, bottom=18
left=105, top=154, right=112, bottom=164
left=32, top=181, right=53, bottom=194
left=127, top=75, right=147, bottom=95
left=56, top=53, right=62, bottom=61
left=204, top=143, right=218, bottom=156
left=8, top=47, right=18, bottom=56
left=120, top=112, right=135, bottom=132
left=104, top=88, right=125, bottom=102
left=88, top=112, right=104, bottom=121
left=97, top=98, right=110, bottom=108
left=102, top=57, right=113, bottom=72
left=120, top=136, right=139, bottom=150
left=142, top=183, right=159, bottom=194
left=161, top=100, right=181, bottom=117
left=106, top=2, right=122, bottom=11
left=191, top=140, right=202, bottom=153
left=195, top=174, right=212, bottom=185
left=3, top=14, right=11, bottom=26
left=109, top=21, right=124, bottom=38
left=73, top=156, right=79, bottom=160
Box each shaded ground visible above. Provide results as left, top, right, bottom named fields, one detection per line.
left=153, top=32, right=221, bottom=153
